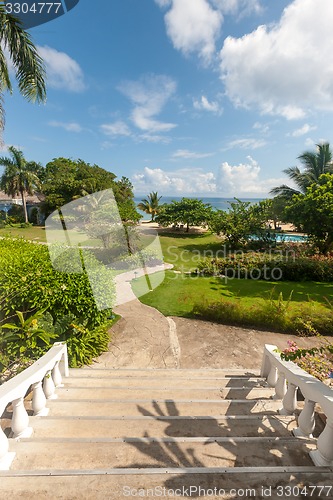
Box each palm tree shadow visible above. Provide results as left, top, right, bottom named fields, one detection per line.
left=115, top=377, right=304, bottom=497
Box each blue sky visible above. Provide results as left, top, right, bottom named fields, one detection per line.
left=2, top=0, right=333, bottom=197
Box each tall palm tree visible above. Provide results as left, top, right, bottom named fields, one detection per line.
left=270, top=143, right=333, bottom=198
left=0, top=146, right=41, bottom=223
left=137, top=192, right=162, bottom=221
left=0, top=4, right=46, bottom=135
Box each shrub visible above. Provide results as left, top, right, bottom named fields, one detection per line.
left=192, top=294, right=333, bottom=335
left=0, top=238, right=115, bottom=328
left=197, top=252, right=333, bottom=282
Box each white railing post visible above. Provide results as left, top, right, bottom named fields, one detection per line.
left=274, top=371, right=287, bottom=400
left=310, top=417, right=333, bottom=466
left=267, top=365, right=278, bottom=388
left=58, top=346, right=69, bottom=378
left=11, top=397, right=32, bottom=439
left=260, top=348, right=271, bottom=379
left=293, top=398, right=316, bottom=438
left=52, top=361, right=63, bottom=387
left=279, top=382, right=297, bottom=415
left=32, top=380, right=48, bottom=416
left=43, top=370, right=57, bottom=400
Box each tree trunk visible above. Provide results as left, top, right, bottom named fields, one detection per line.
left=21, top=191, right=28, bottom=224
left=186, top=222, right=189, bottom=232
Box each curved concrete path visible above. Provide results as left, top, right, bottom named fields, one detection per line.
left=93, top=264, right=181, bottom=369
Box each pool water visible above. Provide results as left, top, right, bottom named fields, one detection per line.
left=250, top=233, right=307, bottom=243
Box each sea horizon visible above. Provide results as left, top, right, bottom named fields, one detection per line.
left=134, top=195, right=265, bottom=218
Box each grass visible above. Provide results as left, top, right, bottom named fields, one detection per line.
left=132, top=271, right=333, bottom=334
left=157, top=231, right=224, bottom=271
left=0, top=225, right=47, bottom=242
left=132, top=271, right=333, bottom=316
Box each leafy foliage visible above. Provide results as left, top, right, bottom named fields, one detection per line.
left=137, top=192, right=162, bottom=221
left=284, top=173, right=333, bottom=253
left=0, top=147, right=41, bottom=223
left=0, top=4, right=46, bottom=131
left=271, top=143, right=333, bottom=198
left=0, top=238, right=114, bottom=327
left=208, top=199, right=272, bottom=247
left=156, top=198, right=213, bottom=232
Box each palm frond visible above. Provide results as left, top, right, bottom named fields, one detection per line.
left=0, top=11, right=46, bottom=103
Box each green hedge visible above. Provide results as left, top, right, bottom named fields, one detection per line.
left=0, top=238, right=114, bottom=327
left=197, top=254, right=333, bottom=282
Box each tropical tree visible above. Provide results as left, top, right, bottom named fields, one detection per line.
left=270, top=143, right=333, bottom=198
left=284, top=173, right=333, bottom=254
left=0, top=4, right=46, bottom=134
left=137, top=192, right=162, bottom=221
left=0, top=146, right=41, bottom=223
left=156, top=198, right=212, bottom=232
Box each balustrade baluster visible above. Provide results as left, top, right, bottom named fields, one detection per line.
left=293, top=398, right=315, bottom=437
left=267, top=365, right=278, bottom=387
left=43, top=370, right=57, bottom=400
left=11, top=397, right=32, bottom=439
left=52, top=361, right=63, bottom=387
left=279, top=381, right=297, bottom=415
left=310, top=417, right=333, bottom=466
left=274, top=371, right=287, bottom=400
left=32, top=381, right=48, bottom=416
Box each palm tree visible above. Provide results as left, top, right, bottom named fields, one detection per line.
left=137, top=192, right=162, bottom=221
left=270, top=143, right=333, bottom=198
left=0, top=4, right=46, bottom=135
left=0, top=146, right=41, bottom=223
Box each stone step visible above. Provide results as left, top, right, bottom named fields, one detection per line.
left=30, top=415, right=297, bottom=439
left=9, top=437, right=316, bottom=471
left=70, top=368, right=261, bottom=378
left=56, top=386, right=275, bottom=400
left=1, top=468, right=333, bottom=500
left=46, top=398, right=284, bottom=417
left=64, top=376, right=267, bottom=389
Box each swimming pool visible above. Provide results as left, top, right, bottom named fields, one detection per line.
left=250, top=233, right=307, bottom=243
left=276, top=233, right=307, bottom=242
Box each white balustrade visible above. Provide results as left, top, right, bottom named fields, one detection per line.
left=0, top=343, right=68, bottom=470
left=32, top=381, right=47, bottom=416
left=261, top=344, right=333, bottom=467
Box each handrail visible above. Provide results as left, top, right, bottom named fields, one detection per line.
left=0, top=342, right=68, bottom=470
left=261, top=344, right=333, bottom=467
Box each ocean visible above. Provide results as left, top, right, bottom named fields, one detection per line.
left=134, top=196, right=263, bottom=219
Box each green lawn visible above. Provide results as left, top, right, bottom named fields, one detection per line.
left=157, top=231, right=224, bottom=271
left=0, top=225, right=47, bottom=242
left=132, top=271, right=333, bottom=317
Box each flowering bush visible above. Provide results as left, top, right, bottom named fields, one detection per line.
left=281, top=339, right=333, bottom=382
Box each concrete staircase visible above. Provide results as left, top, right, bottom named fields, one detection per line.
left=1, top=368, right=332, bottom=499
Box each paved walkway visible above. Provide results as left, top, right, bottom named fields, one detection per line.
left=93, top=264, right=181, bottom=369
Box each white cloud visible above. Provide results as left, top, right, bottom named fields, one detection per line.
left=38, top=46, right=85, bottom=92
left=132, top=166, right=217, bottom=194
left=220, top=0, right=333, bottom=119
left=137, top=134, right=172, bottom=144
left=217, top=157, right=287, bottom=195
left=119, top=74, right=177, bottom=134
left=224, top=138, right=267, bottom=150
left=253, top=121, right=270, bottom=135
left=160, top=0, right=223, bottom=63
left=193, top=95, right=223, bottom=114
left=154, top=0, right=172, bottom=6
left=212, top=0, right=263, bottom=16
left=290, top=123, right=317, bottom=137
left=49, top=121, right=83, bottom=132
left=101, top=121, right=131, bottom=137
left=172, top=149, right=214, bottom=159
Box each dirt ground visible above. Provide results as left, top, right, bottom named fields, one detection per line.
left=172, top=317, right=324, bottom=370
